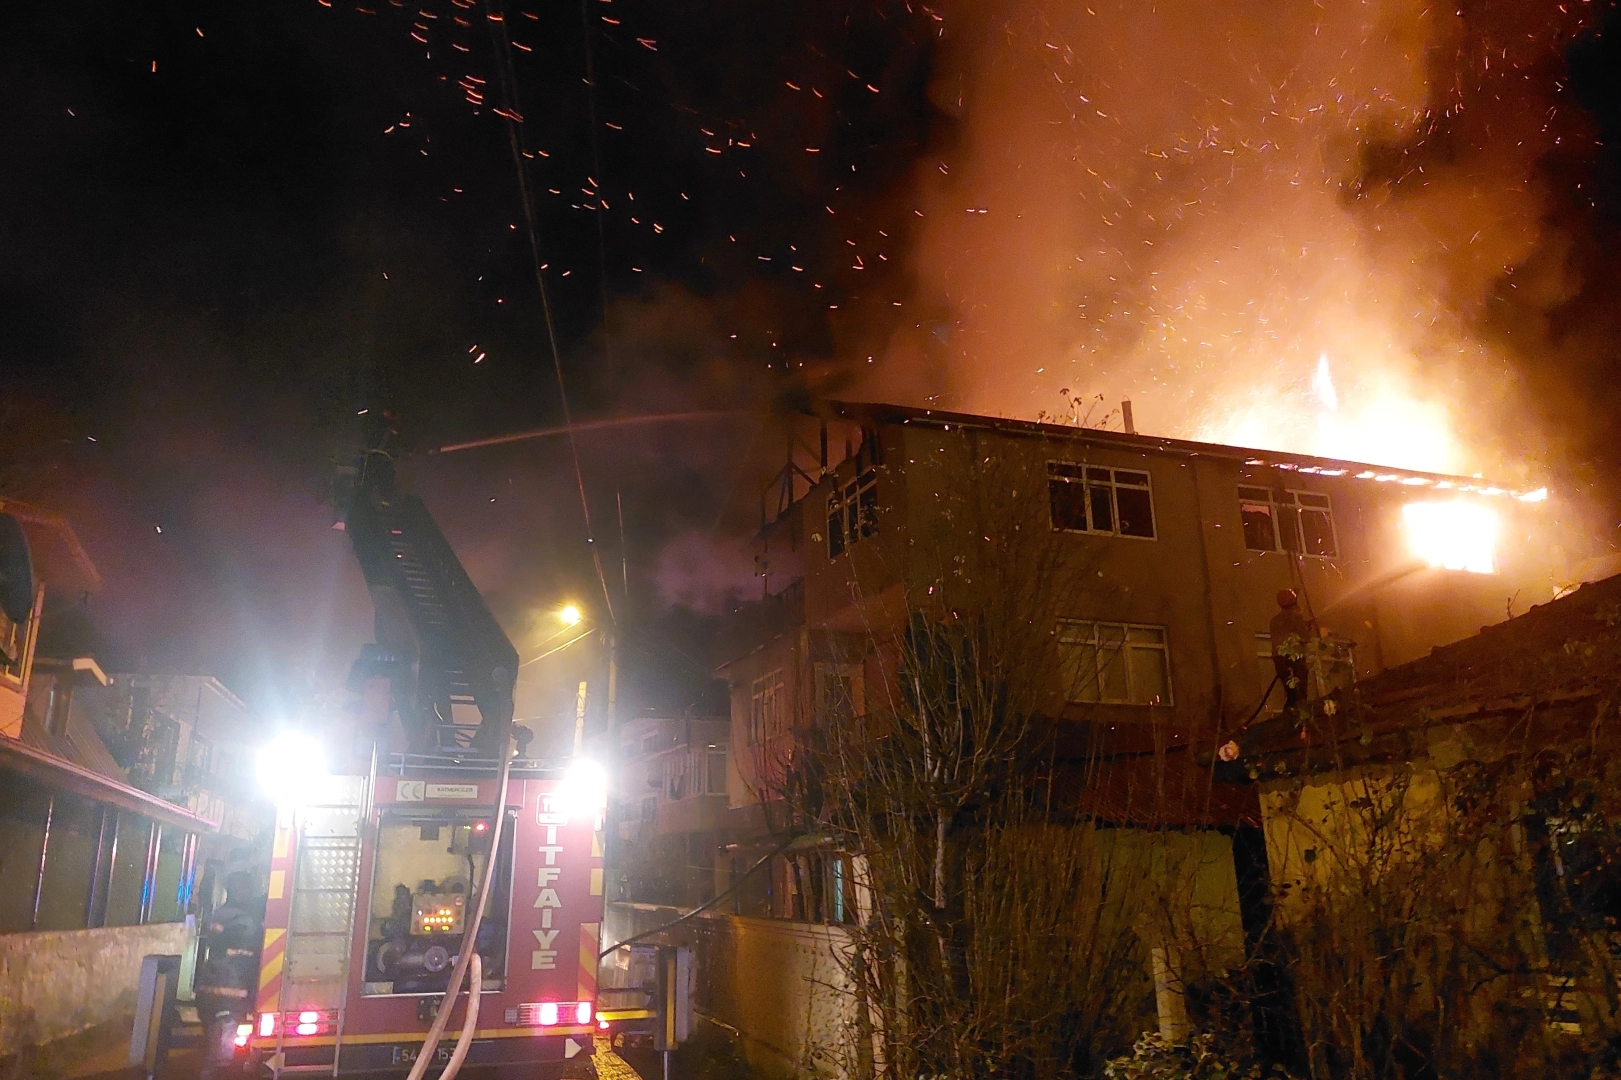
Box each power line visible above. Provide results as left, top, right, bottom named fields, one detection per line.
left=482, top=0, right=617, bottom=627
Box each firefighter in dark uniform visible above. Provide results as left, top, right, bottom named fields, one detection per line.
left=196, top=870, right=266, bottom=1076
left=1269, top=588, right=1315, bottom=716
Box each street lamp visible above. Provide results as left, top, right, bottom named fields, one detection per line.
left=558, top=604, right=582, bottom=628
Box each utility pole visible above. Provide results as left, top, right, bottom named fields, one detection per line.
left=573, top=680, right=588, bottom=756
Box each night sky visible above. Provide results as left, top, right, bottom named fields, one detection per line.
left=4, top=1, right=1621, bottom=741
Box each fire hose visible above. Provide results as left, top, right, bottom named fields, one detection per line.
left=405, top=739, right=516, bottom=1080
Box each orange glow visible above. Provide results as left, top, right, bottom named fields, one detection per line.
left=1402, top=500, right=1500, bottom=574
left=1199, top=355, right=1462, bottom=475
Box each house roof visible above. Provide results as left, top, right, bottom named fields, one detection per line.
left=814, top=399, right=1547, bottom=503
left=1233, top=572, right=1621, bottom=774
left=0, top=497, right=101, bottom=593
left=1, top=724, right=219, bottom=832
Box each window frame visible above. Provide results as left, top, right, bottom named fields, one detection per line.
left=826, top=468, right=879, bottom=558
left=748, top=669, right=786, bottom=745
left=1057, top=619, right=1174, bottom=706
left=1047, top=462, right=1157, bottom=540
left=814, top=663, right=865, bottom=726
left=1238, top=485, right=1339, bottom=559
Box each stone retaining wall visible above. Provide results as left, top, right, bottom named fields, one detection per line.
left=0, top=921, right=194, bottom=1054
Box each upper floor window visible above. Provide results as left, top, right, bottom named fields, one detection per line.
left=1047, top=463, right=1156, bottom=539
left=1239, top=486, right=1338, bottom=558
left=1057, top=620, right=1172, bottom=705
left=815, top=663, right=864, bottom=726
left=749, top=669, right=786, bottom=745
left=827, top=469, right=878, bottom=557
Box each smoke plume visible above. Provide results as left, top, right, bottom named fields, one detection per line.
left=866, top=0, right=1602, bottom=481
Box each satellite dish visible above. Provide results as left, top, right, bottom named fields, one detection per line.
left=0, top=514, right=35, bottom=623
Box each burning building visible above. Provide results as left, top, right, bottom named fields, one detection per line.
left=678, top=399, right=1573, bottom=1078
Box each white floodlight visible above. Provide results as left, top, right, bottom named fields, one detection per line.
left=256, top=730, right=328, bottom=807
left=556, top=757, right=608, bottom=823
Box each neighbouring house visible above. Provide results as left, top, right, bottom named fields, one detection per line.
left=608, top=711, right=731, bottom=907
left=681, top=400, right=1576, bottom=1079
left=0, top=501, right=268, bottom=1064
left=1228, top=570, right=1621, bottom=1072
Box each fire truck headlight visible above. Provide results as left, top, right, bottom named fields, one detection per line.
left=558, top=758, right=608, bottom=821
left=256, top=731, right=327, bottom=807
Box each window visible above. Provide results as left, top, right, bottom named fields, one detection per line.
left=1058, top=620, right=1172, bottom=705
left=105, top=812, right=153, bottom=928
left=767, top=850, right=859, bottom=925
left=0, top=601, right=26, bottom=681
left=148, top=824, right=189, bottom=924
left=749, top=670, right=786, bottom=744
left=640, top=796, right=657, bottom=824
left=36, top=796, right=101, bottom=932
left=0, top=780, right=50, bottom=933
left=815, top=664, right=864, bottom=726
left=1047, top=463, right=1156, bottom=539
left=827, top=469, right=878, bottom=557
left=707, top=751, right=727, bottom=795
left=1238, top=486, right=1338, bottom=558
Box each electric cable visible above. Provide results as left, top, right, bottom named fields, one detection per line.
left=598, top=836, right=798, bottom=959
left=481, top=0, right=617, bottom=626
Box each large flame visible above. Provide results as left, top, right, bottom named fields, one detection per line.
left=1401, top=500, right=1499, bottom=575
left=1195, top=354, right=1462, bottom=475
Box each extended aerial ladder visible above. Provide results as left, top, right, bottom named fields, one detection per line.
left=335, top=437, right=518, bottom=756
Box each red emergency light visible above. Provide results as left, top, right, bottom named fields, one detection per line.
left=256, top=1009, right=339, bottom=1039
left=510, top=1000, right=594, bottom=1028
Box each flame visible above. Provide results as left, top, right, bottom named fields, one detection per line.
left=1310, top=353, right=1339, bottom=413
left=1197, top=355, right=1463, bottom=475
left=1402, top=500, right=1499, bottom=575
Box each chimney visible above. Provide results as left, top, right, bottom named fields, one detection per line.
left=1121, top=399, right=1136, bottom=435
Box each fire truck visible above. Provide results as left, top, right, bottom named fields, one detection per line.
left=239, top=439, right=607, bottom=1078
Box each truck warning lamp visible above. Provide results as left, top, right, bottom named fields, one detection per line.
left=507, top=1001, right=595, bottom=1028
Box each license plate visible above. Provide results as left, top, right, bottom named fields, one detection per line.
left=390, top=1044, right=455, bottom=1066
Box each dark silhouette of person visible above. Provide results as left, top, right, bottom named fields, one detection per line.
left=1269, top=588, right=1314, bottom=715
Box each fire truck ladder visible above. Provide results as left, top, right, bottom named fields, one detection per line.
left=276, top=776, right=368, bottom=1076
left=345, top=481, right=518, bottom=756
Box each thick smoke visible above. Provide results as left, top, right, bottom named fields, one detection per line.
left=866, top=0, right=1600, bottom=480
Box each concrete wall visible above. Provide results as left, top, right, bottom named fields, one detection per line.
left=0, top=920, right=193, bottom=1054
left=692, top=915, right=857, bottom=1080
